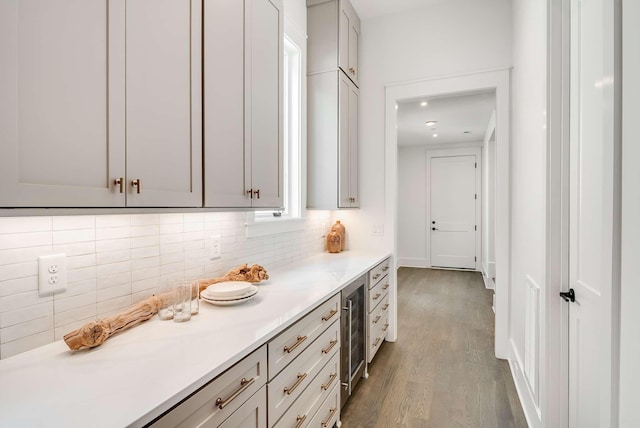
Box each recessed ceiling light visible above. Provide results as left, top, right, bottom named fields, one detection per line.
left=432, top=133, right=438, bottom=138
left=420, top=101, right=428, bottom=107
left=425, top=121, right=437, bottom=127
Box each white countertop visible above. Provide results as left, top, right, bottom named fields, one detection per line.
left=0, top=250, right=390, bottom=427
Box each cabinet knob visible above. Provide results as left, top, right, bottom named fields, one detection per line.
left=131, top=179, right=141, bottom=194
left=113, top=178, right=124, bottom=194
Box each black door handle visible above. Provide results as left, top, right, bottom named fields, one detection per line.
left=559, top=288, right=575, bottom=302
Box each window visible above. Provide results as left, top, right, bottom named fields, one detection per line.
left=246, top=35, right=303, bottom=237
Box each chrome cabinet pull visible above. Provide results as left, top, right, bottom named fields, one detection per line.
left=383, top=323, right=389, bottom=332
left=373, top=273, right=380, bottom=280
left=113, top=178, right=124, bottom=193
left=131, top=179, right=141, bottom=194
left=284, top=335, right=307, bottom=354
left=321, top=373, right=337, bottom=391
left=321, top=407, right=338, bottom=427
left=382, top=303, right=389, bottom=311
left=215, top=377, right=255, bottom=409
left=373, top=337, right=381, bottom=347
left=383, top=284, right=389, bottom=290
left=372, top=293, right=381, bottom=301
left=382, top=266, right=389, bottom=272
left=322, top=308, right=338, bottom=322
left=284, top=372, right=307, bottom=395
left=322, top=339, right=338, bottom=354
left=372, top=315, right=381, bottom=324
left=294, top=415, right=307, bottom=428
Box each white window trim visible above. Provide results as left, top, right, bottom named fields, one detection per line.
left=246, top=22, right=307, bottom=239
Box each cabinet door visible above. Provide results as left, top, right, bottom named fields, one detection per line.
left=125, top=0, right=202, bottom=207
left=203, top=0, right=250, bottom=208
left=247, top=0, right=283, bottom=208
left=338, top=0, right=359, bottom=87
left=338, top=72, right=358, bottom=208
left=0, top=0, right=126, bottom=207
left=348, top=78, right=359, bottom=207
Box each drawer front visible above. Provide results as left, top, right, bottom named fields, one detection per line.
left=273, top=353, right=340, bottom=428
left=215, top=385, right=266, bottom=428
left=268, top=320, right=340, bottom=426
left=268, top=294, right=340, bottom=380
left=368, top=277, right=389, bottom=313
left=306, top=383, right=340, bottom=428
left=151, top=345, right=267, bottom=428
left=368, top=294, right=389, bottom=331
left=368, top=258, right=390, bottom=289
left=368, top=311, right=389, bottom=363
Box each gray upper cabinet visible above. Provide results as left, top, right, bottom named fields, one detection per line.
left=0, top=0, right=202, bottom=208
left=307, top=0, right=360, bottom=209
left=307, top=0, right=360, bottom=88
left=204, top=0, right=283, bottom=209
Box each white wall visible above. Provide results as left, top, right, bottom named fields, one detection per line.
left=398, top=144, right=483, bottom=269
left=481, top=112, right=496, bottom=284
left=509, top=0, right=548, bottom=426
left=619, top=0, right=640, bottom=424
left=339, top=0, right=512, bottom=252
left=397, top=147, right=426, bottom=267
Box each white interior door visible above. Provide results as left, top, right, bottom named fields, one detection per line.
left=430, top=155, right=477, bottom=269
left=567, top=0, right=617, bottom=426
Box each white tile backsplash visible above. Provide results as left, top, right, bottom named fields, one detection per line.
left=0, top=210, right=331, bottom=359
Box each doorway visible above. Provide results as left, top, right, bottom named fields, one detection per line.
left=385, top=69, right=511, bottom=358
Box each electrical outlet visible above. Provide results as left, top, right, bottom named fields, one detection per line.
left=39, top=254, right=67, bottom=294
left=210, top=235, right=221, bottom=260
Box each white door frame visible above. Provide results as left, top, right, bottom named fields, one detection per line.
left=426, top=147, right=482, bottom=271
left=384, top=68, right=511, bottom=358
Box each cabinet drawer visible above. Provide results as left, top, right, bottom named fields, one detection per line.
left=368, top=277, right=389, bottom=313
left=306, top=383, right=340, bottom=428
left=150, top=345, right=267, bottom=428
left=216, top=385, right=266, bottom=428
left=368, top=258, right=390, bottom=289
left=273, top=353, right=340, bottom=428
left=368, top=311, right=389, bottom=363
left=368, top=294, right=389, bottom=331
left=268, top=294, right=340, bottom=380
left=268, top=320, right=340, bottom=426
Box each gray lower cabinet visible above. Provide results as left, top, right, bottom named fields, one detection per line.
left=367, top=258, right=391, bottom=362
left=149, top=346, right=267, bottom=428
left=0, top=0, right=202, bottom=208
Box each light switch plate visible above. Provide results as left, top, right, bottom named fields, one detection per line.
left=38, top=254, right=67, bottom=294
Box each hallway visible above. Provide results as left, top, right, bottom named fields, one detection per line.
left=341, top=268, right=527, bottom=428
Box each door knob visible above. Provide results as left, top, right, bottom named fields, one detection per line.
left=432, top=227, right=438, bottom=231
left=432, top=221, right=436, bottom=224
left=559, top=288, right=575, bottom=302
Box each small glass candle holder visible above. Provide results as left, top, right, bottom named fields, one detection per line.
left=190, top=280, right=200, bottom=315
left=173, top=282, right=192, bottom=323
left=157, top=282, right=175, bottom=321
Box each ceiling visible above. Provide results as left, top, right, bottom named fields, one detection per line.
left=397, top=90, right=496, bottom=147
left=350, top=0, right=451, bottom=20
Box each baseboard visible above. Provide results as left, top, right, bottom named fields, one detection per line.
left=397, top=257, right=428, bottom=268
left=509, top=340, right=541, bottom=428
left=482, top=262, right=496, bottom=289
left=482, top=270, right=495, bottom=290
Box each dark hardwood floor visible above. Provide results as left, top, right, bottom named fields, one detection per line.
left=340, top=268, right=527, bottom=428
